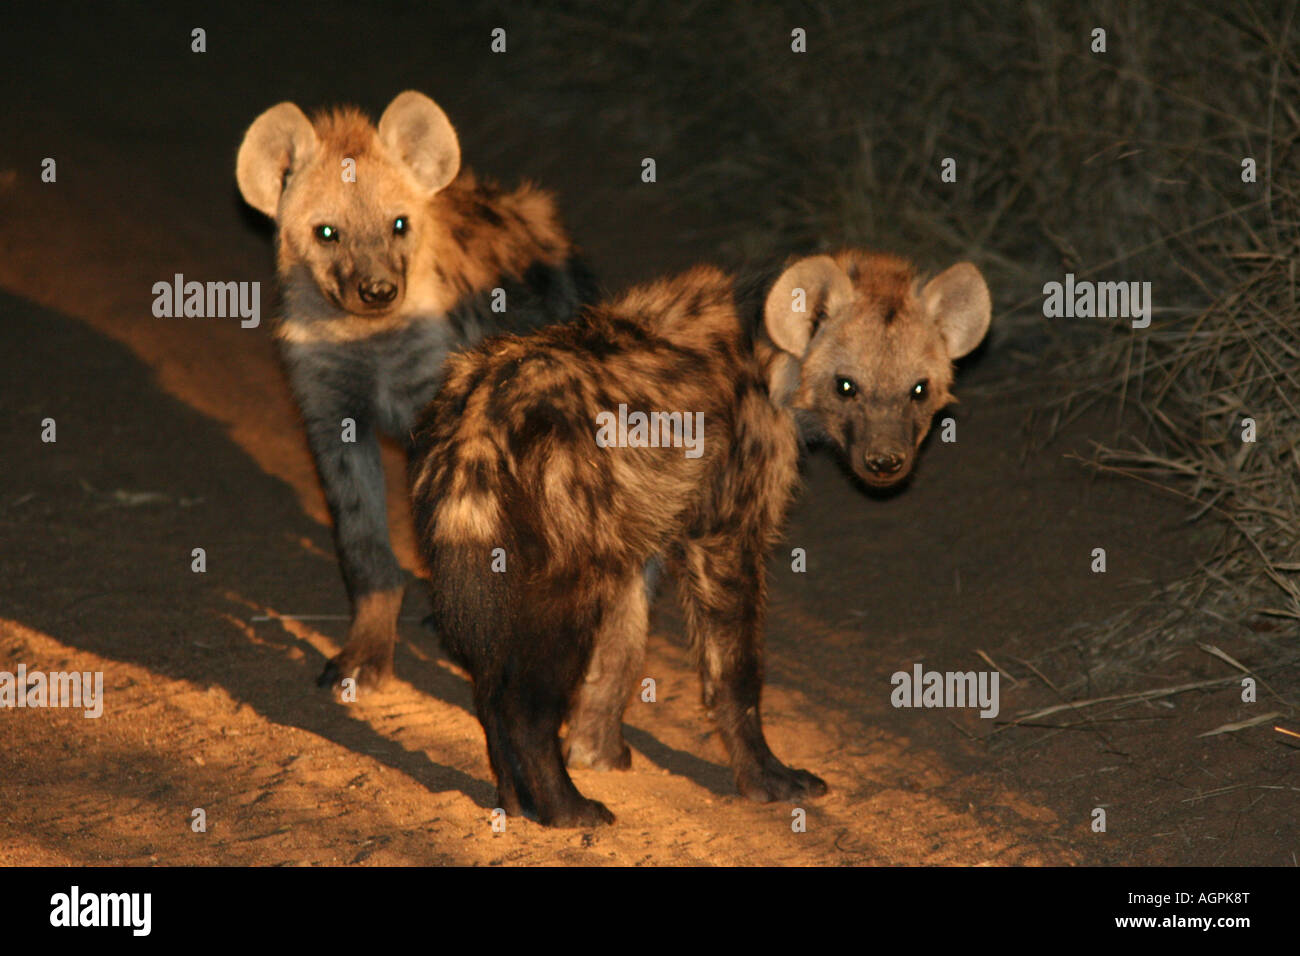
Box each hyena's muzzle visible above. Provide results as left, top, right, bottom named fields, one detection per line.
left=328, top=245, right=406, bottom=316
left=846, top=407, right=925, bottom=488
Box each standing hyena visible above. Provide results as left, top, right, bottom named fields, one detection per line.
left=236, top=91, right=595, bottom=690
left=409, top=250, right=992, bottom=826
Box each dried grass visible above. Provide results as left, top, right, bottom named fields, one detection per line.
left=503, top=0, right=1300, bottom=670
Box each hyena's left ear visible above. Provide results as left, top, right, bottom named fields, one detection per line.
left=378, top=91, right=461, bottom=194
left=921, top=262, right=991, bottom=359
left=764, top=255, right=855, bottom=358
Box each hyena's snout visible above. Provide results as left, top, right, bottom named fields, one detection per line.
left=338, top=258, right=404, bottom=314
left=857, top=445, right=913, bottom=487
left=849, top=416, right=917, bottom=487
left=358, top=277, right=398, bottom=305
left=864, top=450, right=906, bottom=478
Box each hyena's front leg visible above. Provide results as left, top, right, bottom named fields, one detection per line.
left=563, top=564, right=653, bottom=771
left=304, top=412, right=406, bottom=691
left=674, top=536, right=828, bottom=803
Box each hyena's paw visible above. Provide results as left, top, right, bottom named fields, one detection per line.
left=316, top=642, right=394, bottom=692
left=563, top=735, right=633, bottom=772
left=736, top=759, right=829, bottom=803
left=540, top=797, right=616, bottom=829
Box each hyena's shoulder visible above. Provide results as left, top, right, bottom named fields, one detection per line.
left=430, top=172, right=598, bottom=337
left=431, top=173, right=575, bottom=285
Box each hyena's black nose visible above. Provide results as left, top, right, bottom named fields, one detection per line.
left=358, top=279, right=397, bottom=304
left=865, top=452, right=904, bottom=476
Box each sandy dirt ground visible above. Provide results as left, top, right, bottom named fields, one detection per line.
left=0, top=5, right=1295, bottom=866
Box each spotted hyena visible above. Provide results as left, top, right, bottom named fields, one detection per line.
left=236, top=91, right=596, bottom=690
left=409, top=250, right=991, bottom=826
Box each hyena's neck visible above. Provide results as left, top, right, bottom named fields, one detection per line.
left=725, top=264, right=799, bottom=409
left=408, top=171, right=571, bottom=315
left=754, top=333, right=824, bottom=453
left=752, top=326, right=799, bottom=409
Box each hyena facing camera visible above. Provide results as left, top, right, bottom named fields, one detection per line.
left=236, top=91, right=596, bottom=690
left=409, top=250, right=992, bottom=826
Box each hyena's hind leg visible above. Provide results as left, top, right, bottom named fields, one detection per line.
left=474, top=682, right=528, bottom=819
left=563, top=562, right=658, bottom=771
left=476, top=596, right=616, bottom=828
left=674, top=536, right=828, bottom=803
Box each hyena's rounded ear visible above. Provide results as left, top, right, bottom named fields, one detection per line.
left=764, top=255, right=855, bottom=357
left=921, top=262, right=991, bottom=359
left=378, top=91, right=461, bottom=195
left=236, top=102, right=317, bottom=219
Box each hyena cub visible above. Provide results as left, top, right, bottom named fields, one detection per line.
left=409, top=250, right=991, bottom=826
left=236, top=91, right=594, bottom=690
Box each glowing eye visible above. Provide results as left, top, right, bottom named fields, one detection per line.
left=393, top=216, right=408, bottom=236
left=835, top=376, right=858, bottom=398
left=911, top=380, right=928, bottom=401
left=314, top=224, right=339, bottom=242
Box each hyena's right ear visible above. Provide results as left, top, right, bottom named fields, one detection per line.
left=378, top=91, right=461, bottom=195
left=764, top=255, right=855, bottom=358
left=236, top=102, right=317, bottom=218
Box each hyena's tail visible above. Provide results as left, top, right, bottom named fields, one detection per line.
left=423, top=517, right=602, bottom=693
left=423, top=539, right=515, bottom=673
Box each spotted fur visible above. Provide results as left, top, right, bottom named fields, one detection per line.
left=409, top=251, right=992, bottom=826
